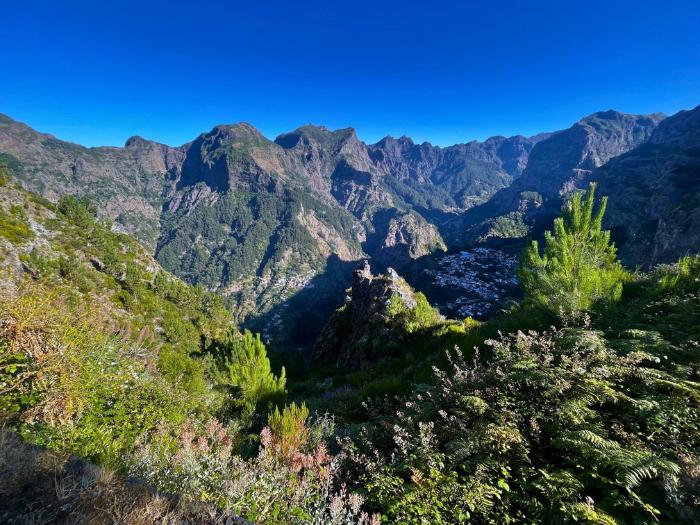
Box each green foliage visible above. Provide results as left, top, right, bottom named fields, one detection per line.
left=0, top=204, right=34, bottom=244
left=267, top=402, right=310, bottom=458
left=481, top=211, right=529, bottom=240
left=386, top=291, right=442, bottom=333
left=0, top=290, right=193, bottom=467
left=0, top=160, right=11, bottom=186
left=346, top=327, right=700, bottom=523
left=57, top=195, right=98, bottom=228
left=213, top=330, right=287, bottom=413
left=520, top=183, right=627, bottom=320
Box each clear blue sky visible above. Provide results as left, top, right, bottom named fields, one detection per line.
left=1, top=0, right=699, bottom=147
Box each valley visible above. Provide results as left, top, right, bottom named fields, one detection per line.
left=1, top=104, right=700, bottom=524
left=3, top=107, right=697, bottom=351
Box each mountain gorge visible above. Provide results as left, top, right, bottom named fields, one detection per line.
left=1, top=106, right=699, bottom=347
left=2, top=106, right=700, bottom=525
left=0, top=114, right=546, bottom=344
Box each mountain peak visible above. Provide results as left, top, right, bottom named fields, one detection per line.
left=124, top=135, right=151, bottom=148
left=374, top=135, right=416, bottom=151
left=275, top=124, right=357, bottom=149
left=199, top=122, right=273, bottom=149
left=211, top=122, right=263, bottom=137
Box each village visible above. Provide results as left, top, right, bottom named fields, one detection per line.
left=426, top=247, right=520, bottom=319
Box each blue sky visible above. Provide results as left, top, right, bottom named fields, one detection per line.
left=1, top=0, right=699, bottom=147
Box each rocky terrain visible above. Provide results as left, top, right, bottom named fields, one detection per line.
left=1, top=105, right=699, bottom=347
left=456, top=110, right=666, bottom=248
left=0, top=114, right=545, bottom=345
left=314, top=260, right=442, bottom=367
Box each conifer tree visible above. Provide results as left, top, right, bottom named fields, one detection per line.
left=215, top=329, right=286, bottom=412
left=519, top=183, right=626, bottom=320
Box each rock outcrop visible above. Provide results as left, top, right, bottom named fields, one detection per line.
left=315, top=260, right=439, bottom=367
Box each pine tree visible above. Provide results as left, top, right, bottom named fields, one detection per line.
left=215, top=329, right=286, bottom=411
left=519, top=183, right=626, bottom=320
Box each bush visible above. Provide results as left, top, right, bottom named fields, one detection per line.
left=0, top=287, right=194, bottom=468
left=130, top=415, right=378, bottom=524
left=344, top=327, right=700, bottom=523
left=0, top=205, right=34, bottom=244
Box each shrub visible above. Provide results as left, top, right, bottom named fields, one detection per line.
left=344, top=327, right=700, bottom=523
left=0, top=205, right=34, bottom=244
left=0, top=287, right=195, bottom=468
left=130, top=416, right=378, bottom=524
left=266, top=402, right=310, bottom=462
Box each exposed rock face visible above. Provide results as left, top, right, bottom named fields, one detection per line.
left=0, top=113, right=546, bottom=344
left=457, top=110, right=665, bottom=246
left=314, top=260, right=430, bottom=366
left=2, top=105, right=698, bottom=345
left=0, top=114, right=183, bottom=248
left=366, top=209, right=446, bottom=271
left=368, top=133, right=546, bottom=211
left=591, top=105, right=700, bottom=267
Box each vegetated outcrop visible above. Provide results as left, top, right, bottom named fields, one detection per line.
left=315, top=260, right=441, bottom=367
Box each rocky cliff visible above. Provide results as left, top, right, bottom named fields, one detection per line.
left=314, top=260, right=441, bottom=367
left=591, top=105, right=700, bottom=266
left=456, top=110, right=665, bottom=247
left=0, top=114, right=545, bottom=344
left=2, top=105, right=698, bottom=346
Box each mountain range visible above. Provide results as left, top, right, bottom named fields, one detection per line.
left=1, top=105, right=699, bottom=346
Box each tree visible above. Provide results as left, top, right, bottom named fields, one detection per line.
left=519, top=183, right=626, bottom=320
left=214, top=330, right=286, bottom=413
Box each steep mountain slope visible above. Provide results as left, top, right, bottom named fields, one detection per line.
left=0, top=114, right=181, bottom=248
left=0, top=115, right=545, bottom=344
left=3, top=106, right=696, bottom=344
left=591, top=105, right=700, bottom=266
left=368, top=133, right=546, bottom=212
left=456, top=110, right=665, bottom=247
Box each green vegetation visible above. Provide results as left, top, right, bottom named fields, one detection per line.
left=1, top=162, right=699, bottom=523
left=0, top=204, right=34, bottom=244
left=212, top=329, right=287, bottom=414
left=333, top=189, right=700, bottom=523
left=156, top=186, right=360, bottom=326
left=0, top=175, right=374, bottom=523
left=480, top=211, right=529, bottom=240
left=520, top=183, right=627, bottom=320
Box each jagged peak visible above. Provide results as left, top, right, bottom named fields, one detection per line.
left=275, top=124, right=357, bottom=149
left=578, top=109, right=666, bottom=126
left=124, top=135, right=151, bottom=148
left=376, top=134, right=415, bottom=146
